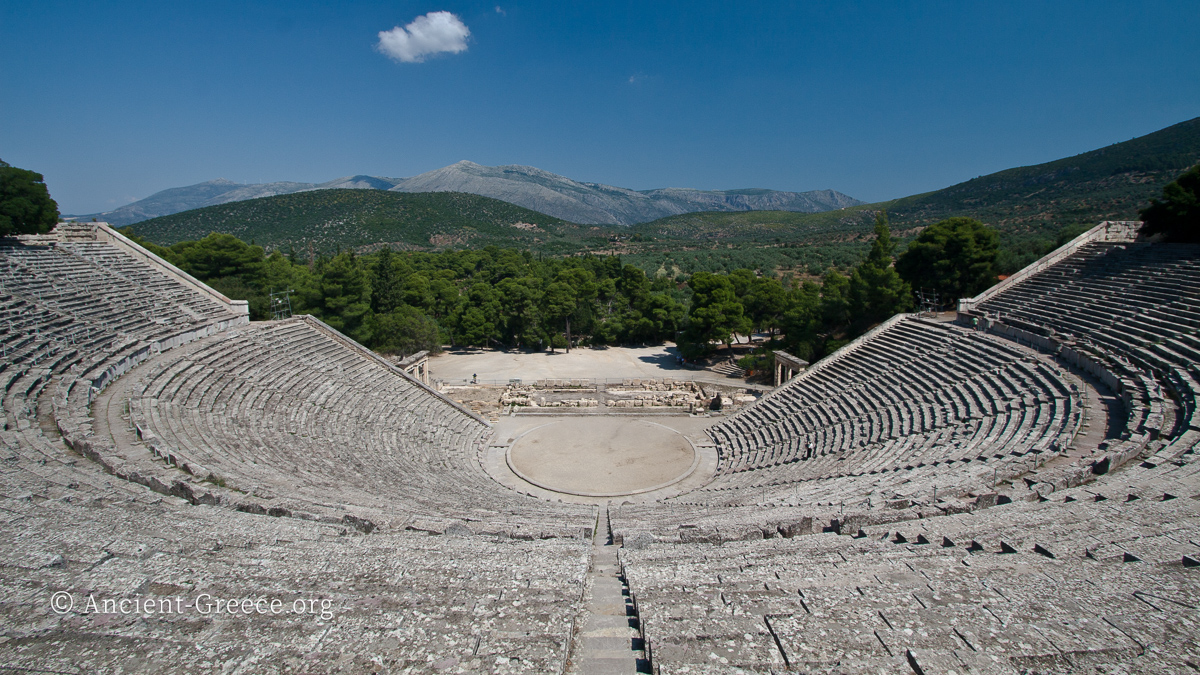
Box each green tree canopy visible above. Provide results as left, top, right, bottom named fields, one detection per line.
left=0, top=159, right=60, bottom=237
left=368, top=306, right=440, bottom=356
left=1140, top=164, right=1200, bottom=243
left=171, top=233, right=265, bottom=281
left=680, top=271, right=751, bottom=358
left=320, top=252, right=372, bottom=342
left=541, top=281, right=577, bottom=352
left=743, top=277, right=787, bottom=335
left=637, top=291, right=684, bottom=341
left=848, top=212, right=912, bottom=328
left=864, top=211, right=896, bottom=266
left=780, top=280, right=822, bottom=362
left=728, top=268, right=756, bottom=298
left=455, top=305, right=499, bottom=348
left=557, top=267, right=599, bottom=342
left=370, top=247, right=404, bottom=314
left=819, top=269, right=851, bottom=328
left=497, top=276, right=545, bottom=347
left=895, top=217, right=999, bottom=303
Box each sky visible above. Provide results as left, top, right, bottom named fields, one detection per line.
left=2, top=1, right=1198, bottom=215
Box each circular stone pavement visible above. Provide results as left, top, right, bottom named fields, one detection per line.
left=506, top=418, right=698, bottom=497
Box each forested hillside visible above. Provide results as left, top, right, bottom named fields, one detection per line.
left=626, top=116, right=1200, bottom=274
left=130, top=189, right=595, bottom=253
left=130, top=212, right=935, bottom=370
left=127, top=117, right=1200, bottom=277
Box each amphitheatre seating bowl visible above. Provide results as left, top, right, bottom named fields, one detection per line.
left=0, top=221, right=1197, bottom=673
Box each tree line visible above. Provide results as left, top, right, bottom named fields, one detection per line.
left=122, top=211, right=1002, bottom=366
left=16, top=154, right=1184, bottom=366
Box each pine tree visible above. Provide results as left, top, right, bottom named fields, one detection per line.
left=896, top=217, right=999, bottom=301
left=542, top=281, right=577, bottom=353
left=371, top=247, right=403, bottom=313
left=321, top=252, right=373, bottom=342
left=681, top=272, right=751, bottom=358
left=1140, top=164, right=1200, bottom=243
left=0, top=159, right=59, bottom=237
left=849, top=211, right=912, bottom=329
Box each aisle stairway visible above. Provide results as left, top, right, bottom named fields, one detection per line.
left=570, top=506, right=651, bottom=675
left=708, top=359, right=746, bottom=378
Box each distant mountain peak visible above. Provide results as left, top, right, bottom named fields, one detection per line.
left=389, top=162, right=861, bottom=224
left=69, top=162, right=862, bottom=227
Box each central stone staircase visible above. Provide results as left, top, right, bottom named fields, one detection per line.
left=569, top=506, right=652, bottom=674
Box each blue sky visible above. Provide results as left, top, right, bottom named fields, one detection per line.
left=2, top=1, right=1198, bottom=215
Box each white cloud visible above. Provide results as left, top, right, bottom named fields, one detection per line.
left=377, top=11, right=470, bottom=63
left=495, top=6, right=506, bottom=16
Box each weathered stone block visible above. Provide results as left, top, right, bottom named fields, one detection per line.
left=776, top=517, right=813, bottom=538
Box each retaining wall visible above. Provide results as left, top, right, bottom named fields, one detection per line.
left=957, top=220, right=1141, bottom=314
left=95, top=223, right=249, bottom=318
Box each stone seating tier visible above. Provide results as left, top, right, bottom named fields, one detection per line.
left=695, top=317, right=1080, bottom=512
left=126, top=316, right=596, bottom=535
left=2, top=226, right=1199, bottom=672
left=1, top=227, right=597, bottom=671
left=621, top=457, right=1200, bottom=674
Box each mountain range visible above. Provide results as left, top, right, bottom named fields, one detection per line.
left=70, top=161, right=861, bottom=227
left=126, top=115, right=1200, bottom=277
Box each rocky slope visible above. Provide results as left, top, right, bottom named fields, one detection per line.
left=69, top=163, right=858, bottom=226
left=390, top=161, right=860, bottom=225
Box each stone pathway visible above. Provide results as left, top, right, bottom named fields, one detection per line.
left=707, top=360, right=746, bottom=378
left=1029, top=349, right=1127, bottom=475
left=568, top=505, right=651, bottom=675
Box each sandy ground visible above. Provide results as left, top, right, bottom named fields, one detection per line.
left=429, top=343, right=693, bottom=384
left=483, top=406, right=722, bottom=503
left=507, top=418, right=696, bottom=496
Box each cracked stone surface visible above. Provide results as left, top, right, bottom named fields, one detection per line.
left=1, top=225, right=1198, bottom=673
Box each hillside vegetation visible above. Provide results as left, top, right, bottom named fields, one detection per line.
left=74, top=160, right=859, bottom=226
left=129, top=189, right=595, bottom=253
left=129, top=117, right=1200, bottom=276
left=131, top=188, right=883, bottom=276
left=627, top=116, right=1200, bottom=274
left=889, top=116, right=1200, bottom=231
left=128, top=211, right=924, bottom=373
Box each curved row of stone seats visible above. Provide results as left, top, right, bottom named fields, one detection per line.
left=0, top=234, right=244, bottom=376
left=125, top=315, right=595, bottom=536
left=974, top=242, right=1200, bottom=368
left=5, top=399, right=591, bottom=670
left=972, top=240, right=1200, bottom=472
left=614, top=233, right=1200, bottom=674
left=56, top=240, right=235, bottom=322
left=1, top=455, right=590, bottom=672
left=0, top=233, right=248, bottom=517
left=2, top=240, right=233, bottom=330
left=696, top=317, right=1079, bottom=508
left=1, top=232, right=245, bottom=502
left=977, top=242, right=1200, bottom=332
left=2, top=336, right=156, bottom=509
left=620, top=447, right=1200, bottom=675
left=0, top=226, right=590, bottom=536
left=2, top=227, right=594, bottom=670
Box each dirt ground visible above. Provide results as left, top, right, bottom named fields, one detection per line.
left=506, top=418, right=698, bottom=496
left=429, top=343, right=695, bottom=384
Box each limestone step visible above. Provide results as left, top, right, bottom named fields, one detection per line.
left=572, top=505, right=652, bottom=675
